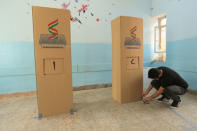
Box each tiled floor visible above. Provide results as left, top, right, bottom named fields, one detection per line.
left=0, top=87, right=197, bottom=131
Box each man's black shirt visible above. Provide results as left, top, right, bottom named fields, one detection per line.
left=157, top=66, right=188, bottom=89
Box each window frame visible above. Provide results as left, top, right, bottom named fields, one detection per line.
left=154, top=16, right=167, bottom=53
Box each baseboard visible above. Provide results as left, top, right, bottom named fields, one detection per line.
left=188, top=89, right=197, bottom=95
left=0, top=83, right=112, bottom=99
left=73, top=83, right=112, bottom=91
left=0, top=91, right=36, bottom=99
left=0, top=85, right=195, bottom=100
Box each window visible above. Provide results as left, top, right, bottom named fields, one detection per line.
left=154, top=16, right=166, bottom=53
left=153, top=15, right=167, bottom=62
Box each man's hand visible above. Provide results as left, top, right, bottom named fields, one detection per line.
left=143, top=97, right=152, bottom=103
left=143, top=87, right=164, bottom=103
left=142, top=91, right=148, bottom=97
left=142, top=84, right=153, bottom=97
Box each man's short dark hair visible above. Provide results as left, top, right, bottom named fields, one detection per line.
left=148, top=68, right=160, bottom=79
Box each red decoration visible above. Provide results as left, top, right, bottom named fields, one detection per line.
left=78, top=4, right=88, bottom=13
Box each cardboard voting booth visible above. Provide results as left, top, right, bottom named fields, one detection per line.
left=111, top=16, right=143, bottom=104
left=32, top=6, right=73, bottom=117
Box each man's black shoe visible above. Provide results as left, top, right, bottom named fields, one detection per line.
left=171, top=97, right=181, bottom=107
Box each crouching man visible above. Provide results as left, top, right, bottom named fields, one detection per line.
left=142, top=66, right=188, bottom=107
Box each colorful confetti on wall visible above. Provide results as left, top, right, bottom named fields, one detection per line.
left=96, top=18, right=100, bottom=22
left=78, top=4, right=88, bottom=16
left=62, top=1, right=71, bottom=9
left=26, top=0, right=114, bottom=26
